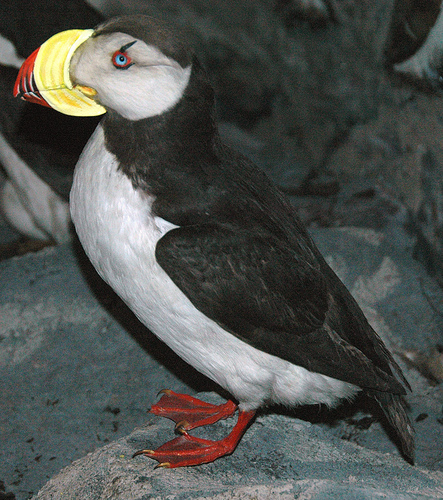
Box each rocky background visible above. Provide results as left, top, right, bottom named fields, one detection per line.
left=81, top=0, right=443, bottom=285
left=1, top=0, right=443, bottom=498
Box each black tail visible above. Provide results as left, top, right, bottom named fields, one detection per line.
left=372, top=391, right=415, bottom=464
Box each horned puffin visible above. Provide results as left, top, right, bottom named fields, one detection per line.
left=14, top=15, right=414, bottom=468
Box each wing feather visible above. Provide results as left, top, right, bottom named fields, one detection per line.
left=155, top=223, right=406, bottom=393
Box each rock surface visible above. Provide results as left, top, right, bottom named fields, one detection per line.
left=32, top=399, right=443, bottom=500
left=84, top=0, right=443, bottom=287
left=1, top=1, right=443, bottom=498
left=3, top=0, right=443, bottom=275
left=1, top=223, right=442, bottom=499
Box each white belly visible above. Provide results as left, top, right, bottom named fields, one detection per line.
left=70, top=125, right=359, bottom=410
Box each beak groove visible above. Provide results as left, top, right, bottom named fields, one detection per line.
left=14, top=48, right=51, bottom=107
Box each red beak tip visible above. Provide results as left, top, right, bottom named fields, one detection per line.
left=13, top=47, right=51, bottom=107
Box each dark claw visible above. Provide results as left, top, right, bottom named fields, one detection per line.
left=156, top=388, right=172, bottom=398
left=175, top=420, right=190, bottom=434
left=132, top=448, right=154, bottom=458
left=154, top=462, right=171, bottom=469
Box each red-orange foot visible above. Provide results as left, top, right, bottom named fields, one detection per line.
left=134, top=409, right=256, bottom=468
left=150, top=390, right=237, bottom=432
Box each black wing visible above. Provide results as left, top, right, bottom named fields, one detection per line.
left=155, top=222, right=406, bottom=394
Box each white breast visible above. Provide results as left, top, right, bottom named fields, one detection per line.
left=70, top=124, right=359, bottom=411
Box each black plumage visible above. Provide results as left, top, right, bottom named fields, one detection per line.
left=100, top=30, right=413, bottom=461
left=14, top=14, right=415, bottom=466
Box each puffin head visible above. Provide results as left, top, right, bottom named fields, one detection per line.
left=14, top=15, right=193, bottom=120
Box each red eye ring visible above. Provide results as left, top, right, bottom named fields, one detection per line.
left=112, top=51, right=133, bottom=69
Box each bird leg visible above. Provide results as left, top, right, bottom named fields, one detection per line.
left=149, top=390, right=237, bottom=432
left=134, top=408, right=256, bottom=468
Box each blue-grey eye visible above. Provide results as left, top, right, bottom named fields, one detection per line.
left=112, top=51, right=133, bottom=69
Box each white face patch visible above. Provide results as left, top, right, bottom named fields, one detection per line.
left=70, top=33, right=192, bottom=120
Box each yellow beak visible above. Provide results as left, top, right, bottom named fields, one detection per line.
left=14, top=29, right=106, bottom=117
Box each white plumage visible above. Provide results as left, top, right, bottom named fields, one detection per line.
left=14, top=15, right=414, bottom=467
left=71, top=33, right=192, bottom=120
left=71, top=124, right=359, bottom=412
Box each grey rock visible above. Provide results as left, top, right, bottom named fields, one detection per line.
left=5, top=0, right=443, bottom=278
left=32, top=402, right=443, bottom=500
left=0, top=243, right=201, bottom=499
left=1, top=222, right=443, bottom=498
left=86, top=0, right=443, bottom=288
left=2, top=2, right=443, bottom=496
